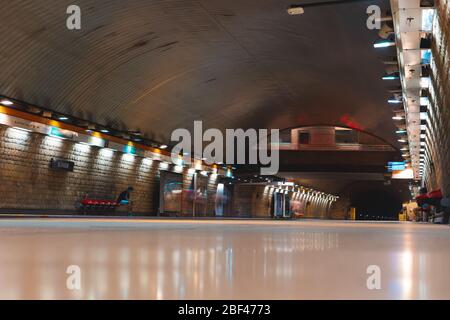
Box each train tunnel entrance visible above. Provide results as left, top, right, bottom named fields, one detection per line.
left=351, top=188, right=403, bottom=220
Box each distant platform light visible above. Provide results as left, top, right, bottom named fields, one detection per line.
left=160, top=144, right=168, bottom=149
left=396, top=130, right=407, bottom=134
left=388, top=99, right=403, bottom=104
left=100, top=129, right=109, bottom=133
left=0, top=99, right=13, bottom=106
left=392, top=116, right=404, bottom=120
left=398, top=139, right=407, bottom=143
left=58, top=116, right=69, bottom=121
left=420, top=77, right=430, bottom=88
left=373, top=41, right=395, bottom=48
left=287, top=5, right=304, bottom=15
left=382, top=75, right=399, bottom=80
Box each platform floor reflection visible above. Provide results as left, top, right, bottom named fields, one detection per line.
left=0, top=218, right=449, bottom=299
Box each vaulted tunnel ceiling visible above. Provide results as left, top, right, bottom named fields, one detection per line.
left=0, top=0, right=398, bottom=145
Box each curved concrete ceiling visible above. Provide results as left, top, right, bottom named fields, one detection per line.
left=0, top=0, right=398, bottom=145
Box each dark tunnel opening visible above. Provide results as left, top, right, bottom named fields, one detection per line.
left=351, top=189, right=403, bottom=221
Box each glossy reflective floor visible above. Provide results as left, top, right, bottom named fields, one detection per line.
left=0, top=218, right=449, bottom=299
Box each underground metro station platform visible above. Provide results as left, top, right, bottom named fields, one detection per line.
left=0, top=0, right=450, bottom=306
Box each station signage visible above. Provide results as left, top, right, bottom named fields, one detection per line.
left=48, top=126, right=77, bottom=140
left=50, top=158, right=75, bottom=172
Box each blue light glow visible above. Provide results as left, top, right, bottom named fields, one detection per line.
left=48, top=127, right=65, bottom=139
left=374, top=41, right=395, bottom=48
left=124, top=145, right=136, bottom=154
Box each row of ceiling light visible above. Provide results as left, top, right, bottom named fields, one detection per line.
left=372, top=1, right=435, bottom=181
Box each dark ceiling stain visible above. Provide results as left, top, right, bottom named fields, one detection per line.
left=154, top=41, right=179, bottom=50
left=30, top=26, right=47, bottom=38
left=105, top=31, right=118, bottom=37
left=0, top=0, right=397, bottom=145
left=132, top=40, right=149, bottom=49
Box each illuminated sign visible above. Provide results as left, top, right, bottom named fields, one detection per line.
left=391, top=168, right=414, bottom=179
left=277, top=182, right=294, bottom=186
left=387, top=161, right=406, bottom=172
left=48, top=126, right=77, bottom=140
left=123, top=145, right=136, bottom=154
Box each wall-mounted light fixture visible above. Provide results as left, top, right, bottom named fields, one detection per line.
left=0, top=99, right=13, bottom=106
left=382, top=74, right=399, bottom=80
left=373, top=40, right=395, bottom=48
